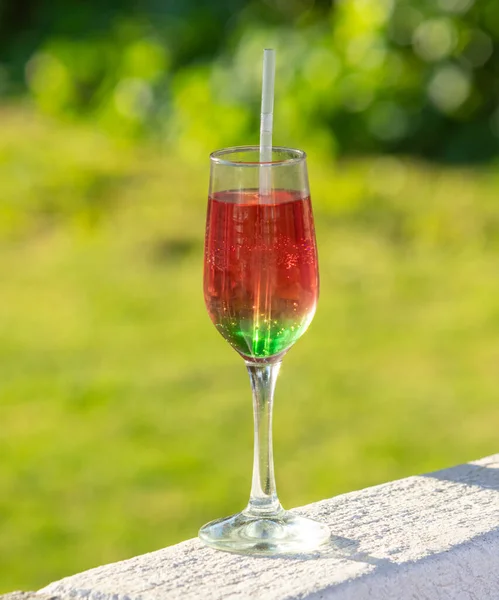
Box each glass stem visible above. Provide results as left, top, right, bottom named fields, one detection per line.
left=244, top=361, right=283, bottom=518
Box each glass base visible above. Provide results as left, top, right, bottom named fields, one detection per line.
left=199, top=509, right=331, bottom=556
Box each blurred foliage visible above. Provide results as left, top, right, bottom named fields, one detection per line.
left=0, top=0, right=499, bottom=161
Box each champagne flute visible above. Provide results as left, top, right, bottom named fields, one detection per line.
left=199, top=145, right=330, bottom=555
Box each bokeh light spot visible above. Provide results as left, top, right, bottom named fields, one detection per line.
left=428, top=65, right=471, bottom=113
left=413, top=18, right=457, bottom=62
left=25, top=52, right=74, bottom=112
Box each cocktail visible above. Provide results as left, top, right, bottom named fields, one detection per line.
left=199, top=50, right=330, bottom=555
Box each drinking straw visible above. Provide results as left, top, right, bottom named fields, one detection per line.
left=259, top=48, right=275, bottom=197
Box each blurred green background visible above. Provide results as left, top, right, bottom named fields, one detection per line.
left=2, top=0, right=499, bottom=591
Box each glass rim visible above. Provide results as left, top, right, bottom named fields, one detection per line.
left=210, top=145, right=306, bottom=167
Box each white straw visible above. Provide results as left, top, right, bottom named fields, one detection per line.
left=259, top=48, right=275, bottom=197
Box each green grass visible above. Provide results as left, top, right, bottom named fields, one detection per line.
left=2, top=108, right=499, bottom=591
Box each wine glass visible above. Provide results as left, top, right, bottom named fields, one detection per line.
left=199, top=146, right=330, bottom=555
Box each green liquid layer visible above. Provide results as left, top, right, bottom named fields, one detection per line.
left=215, top=315, right=314, bottom=359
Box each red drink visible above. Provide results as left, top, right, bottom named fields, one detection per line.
left=204, top=189, right=319, bottom=359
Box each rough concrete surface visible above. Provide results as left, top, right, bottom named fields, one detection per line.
left=39, top=455, right=499, bottom=599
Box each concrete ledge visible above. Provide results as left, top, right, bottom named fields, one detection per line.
left=39, top=454, right=499, bottom=599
